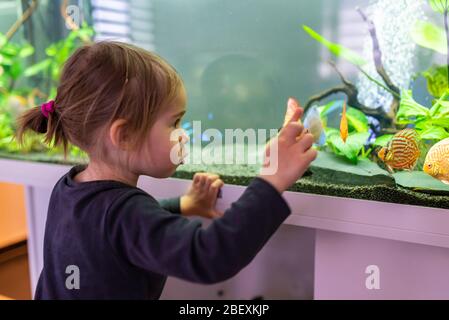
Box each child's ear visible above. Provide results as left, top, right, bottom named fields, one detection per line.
left=109, top=119, right=131, bottom=150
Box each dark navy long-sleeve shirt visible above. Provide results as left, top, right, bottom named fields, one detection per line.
left=35, top=164, right=291, bottom=299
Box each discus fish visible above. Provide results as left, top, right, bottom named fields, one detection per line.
left=423, top=137, right=449, bottom=185
left=340, top=100, right=348, bottom=143
left=377, top=128, right=421, bottom=173
left=302, top=105, right=326, bottom=145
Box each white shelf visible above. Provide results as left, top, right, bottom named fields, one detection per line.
left=2, top=158, right=448, bottom=249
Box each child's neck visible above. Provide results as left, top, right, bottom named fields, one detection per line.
left=74, top=161, right=139, bottom=187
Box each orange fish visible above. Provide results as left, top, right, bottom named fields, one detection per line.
left=377, top=128, right=421, bottom=173
left=423, top=137, right=449, bottom=184
left=340, top=100, right=348, bottom=143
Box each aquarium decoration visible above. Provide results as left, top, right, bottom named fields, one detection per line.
left=302, top=0, right=449, bottom=194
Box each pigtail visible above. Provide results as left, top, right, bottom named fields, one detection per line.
left=16, top=102, right=69, bottom=157
left=16, top=105, right=48, bottom=141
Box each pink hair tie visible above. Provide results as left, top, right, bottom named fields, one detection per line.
left=41, top=100, right=55, bottom=118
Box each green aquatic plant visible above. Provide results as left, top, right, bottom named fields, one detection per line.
left=0, top=34, right=35, bottom=91
left=411, top=20, right=449, bottom=97
left=302, top=25, right=368, bottom=67
left=373, top=134, right=394, bottom=147
left=421, top=65, right=448, bottom=98
left=0, top=23, right=93, bottom=156
left=316, top=100, right=371, bottom=164
left=393, top=170, right=449, bottom=193
left=23, top=22, right=93, bottom=99
left=325, top=128, right=371, bottom=165
left=429, top=0, right=449, bottom=84
left=0, top=33, right=48, bottom=153
left=302, top=17, right=402, bottom=131
left=319, top=100, right=370, bottom=133
left=411, top=20, right=447, bottom=54
left=412, top=1, right=449, bottom=90
left=395, top=90, right=449, bottom=141
left=302, top=25, right=398, bottom=97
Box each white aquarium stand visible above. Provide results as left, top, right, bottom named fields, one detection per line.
left=1, top=157, right=449, bottom=299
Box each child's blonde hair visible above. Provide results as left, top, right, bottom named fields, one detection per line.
left=17, top=41, right=183, bottom=157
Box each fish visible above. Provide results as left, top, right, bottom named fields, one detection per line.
left=423, top=137, right=449, bottom=185
left=377, top=128, right=421, bottom=173
left=340, top=100, right=348, bottom=143
left=303, top=105, right=326, bottom=145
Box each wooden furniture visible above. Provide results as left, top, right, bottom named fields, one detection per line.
left=0, top=182, right=31, bottom=300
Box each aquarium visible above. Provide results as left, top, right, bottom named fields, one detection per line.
left=1, top=0, right=449, bottom=209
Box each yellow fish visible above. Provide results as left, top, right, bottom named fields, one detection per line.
left=303, top=105, right=326, bottom=145
left=377, top=128, right=421, bottom=173
left=340, top=100, right=348, bottom=143
left=423, top=137, right=449, bottom=185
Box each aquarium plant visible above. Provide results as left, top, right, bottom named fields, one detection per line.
left=0, top=2, right=93, bottom=158
left=301, top=0, right=449, bottom=191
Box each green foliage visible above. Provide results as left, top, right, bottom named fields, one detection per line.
left=324, top=128, right=370, bottom=165
left=429, top=0, right=449, bottom=14
left=23, top=59, right=52, bottom=77
left=373, top=134, right=394, bottom=147
left=0, top=35, right=35, bottom=89
left=319, top=100, right=370, bottom=133
left=38, top=23, right=94, bottom=88
left=310, top=150, right=393, bottom=186
left=24, top=22, right=94, bottom=98
left=393, top=170, right=449, bottom=193
left=0, top=23, right=94, bottom=156
left=422, top=65, right=448, bottom=97
left=411, top=21, right=447, bottom=54
left=396, top=90, right=449, bottom=141
left=302, top=25, right=368, bottom=67
left=316, top=100, right=372, bottom=164
left=409, top=1, right=449, bottom=99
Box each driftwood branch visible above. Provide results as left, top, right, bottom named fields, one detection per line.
left=304, top=7, right=404, bottom=131
left=305, top=85, right=347, bottom=110
left=4, top=0, right=38, bottom=43
left=305, top=61, right=388, bottom=120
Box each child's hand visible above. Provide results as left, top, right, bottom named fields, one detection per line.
left=180, top=173, right=224, bottom=219
left=259, top=98, right=318, bottom=194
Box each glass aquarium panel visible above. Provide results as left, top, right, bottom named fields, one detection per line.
left=1, top=0, right=449, bottom=209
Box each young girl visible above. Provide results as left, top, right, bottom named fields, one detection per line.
left=17, top=41, right=317, bottom=300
